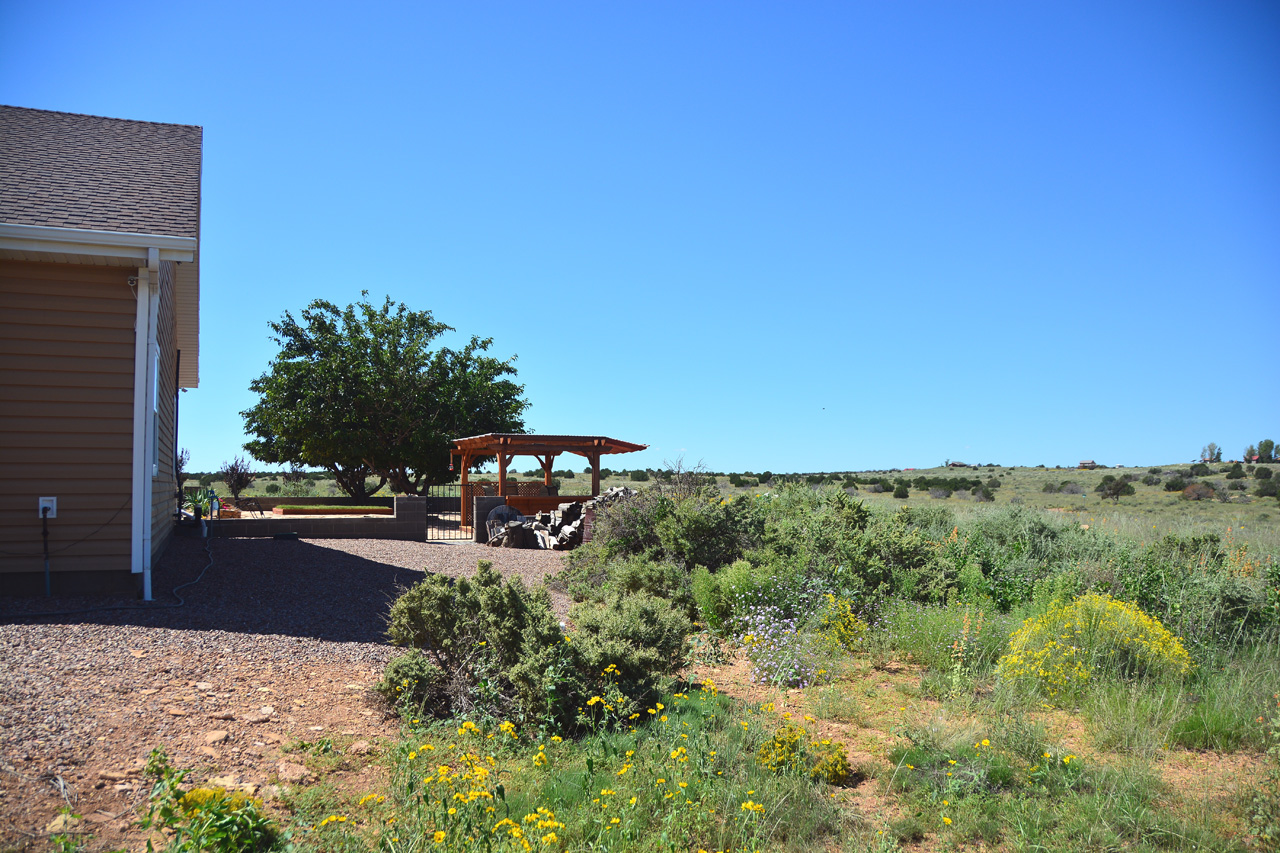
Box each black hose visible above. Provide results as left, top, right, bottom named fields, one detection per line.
left=41, top=507, right=51, bottom=597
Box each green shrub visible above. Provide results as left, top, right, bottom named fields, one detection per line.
left=591, top=556, right=694, bottom=614
left=263, top=483, right=280, bottom=494
left=1163, top=476, right=1187, bottom=492
left=629, top=470, right=649, bottom=482
left=386, top=559, right=693, bottom=732
left=1251, top=691, right=1280, bottom=850
left=893, top=484, right=910, bottom=499
left=1226, top=463, right=1246, bottom=480
left=569, top=592, right=693, bottom=703
left=376, top=652, right=450, bottom=717
left=691, top=566, right=730, bottom=633
left=655, top=495, right=745, bottom=571
left=1141, top=474, right=1160, bottom=486
left=1258, top=480, right=1280, bottom=498
left=1190, top=462, right=1212, bottom=477
left=386, top=560, right=572, bottom=726
left=1259, top=466, right=1274, bottom=480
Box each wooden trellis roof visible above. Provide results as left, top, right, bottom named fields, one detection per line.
left=451, top=433, right=647, bottom=458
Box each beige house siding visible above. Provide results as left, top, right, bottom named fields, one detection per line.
left=0, top=260, right=135, bottom=576
left=150, top=260, right=179, bottom=561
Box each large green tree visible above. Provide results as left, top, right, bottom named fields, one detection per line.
left=242, top=295, right=527, bottom=497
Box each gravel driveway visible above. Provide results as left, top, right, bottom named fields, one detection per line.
left=0, top=534, right=569, bottom=850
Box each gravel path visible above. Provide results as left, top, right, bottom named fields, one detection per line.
left=0, top=534, right=569, bottom=850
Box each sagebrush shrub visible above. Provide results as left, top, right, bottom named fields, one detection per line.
left=996, top=593, right=1191, bottom=701
left=377, top=652, right=450, bottom=717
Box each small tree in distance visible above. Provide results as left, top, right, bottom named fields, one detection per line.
left=220, top=456, right=255, bottom=500
left=175, top=448, right=190, bottom=491
left=1097, top=474, right=1136, bottom=503
left=1201, top=443, right=1222, bottom=463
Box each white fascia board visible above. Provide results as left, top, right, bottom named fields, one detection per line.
left=0, top=223, right=196, bottom=262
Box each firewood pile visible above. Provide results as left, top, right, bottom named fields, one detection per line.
left=485, top=486, right=638, bottom=550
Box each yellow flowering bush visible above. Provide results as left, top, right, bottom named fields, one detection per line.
left=809, top=739, right=854, bottom=786
left=140, top=749, right=279, bottom=853
left=757, top=723, right=807, bottom=773
left=757, top=723, right=855, bottom=786
left=996, top=593, right=1192, bottom=699
left=819, top=593, right=869, bottom=651
left=179, top=786, right=265, bottom=815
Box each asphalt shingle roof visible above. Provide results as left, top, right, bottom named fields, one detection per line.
left=0, top=105, right=202, bottom=238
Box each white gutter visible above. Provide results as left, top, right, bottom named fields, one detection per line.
left=0, top=222, right=195, bottom=262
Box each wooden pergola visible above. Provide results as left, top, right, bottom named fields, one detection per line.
left=451, top=433, right=648, bottom=499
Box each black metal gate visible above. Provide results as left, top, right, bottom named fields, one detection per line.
left=424, top=484, right=472, bottom=540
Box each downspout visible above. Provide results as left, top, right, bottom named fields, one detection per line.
left=130, top=248, right=159, bottom=600
left=144, top=250, right=160, bottom=602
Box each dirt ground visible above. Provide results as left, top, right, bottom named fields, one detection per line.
left=0, top=535, right=568, bottom=852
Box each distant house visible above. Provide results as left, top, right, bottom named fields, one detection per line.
left=947, top=461, right=969, bottom=468
left=1078, top=460, right=1098, bottom=470
left=0, top=106, right=202, bottom=597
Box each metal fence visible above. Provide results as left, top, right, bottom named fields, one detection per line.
left=424, top=484, right=471, bottom=540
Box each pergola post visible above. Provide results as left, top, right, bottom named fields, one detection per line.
left=460, top=452, right=472, bottom=526
left=498, top=453, right=511, bottom=497
left=589, top=451, right=601, bottom=496
left=537, top=454, right=556, bottom=487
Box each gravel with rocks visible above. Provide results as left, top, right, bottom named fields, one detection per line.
left=0, top=534, right=569, bottom=850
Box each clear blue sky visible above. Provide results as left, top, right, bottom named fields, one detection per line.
left=4, top=1, right=1277, bottom=474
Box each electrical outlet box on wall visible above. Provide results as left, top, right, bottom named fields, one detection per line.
left=39, top=497, right=57, bottom=518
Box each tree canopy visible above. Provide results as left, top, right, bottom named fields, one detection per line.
left=242, top=295, right=527, bottom=497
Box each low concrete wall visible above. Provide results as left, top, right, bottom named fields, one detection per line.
left=471, top=496, right=508, bottom=543
left=212, top=496, right=426, bottom=540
